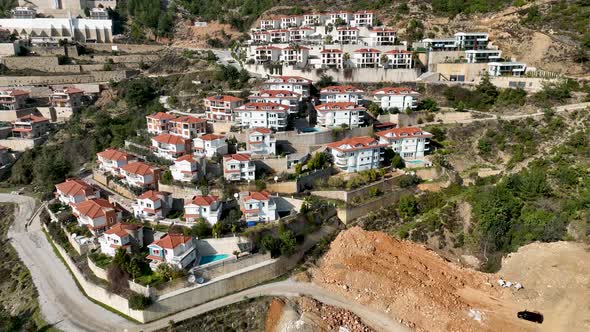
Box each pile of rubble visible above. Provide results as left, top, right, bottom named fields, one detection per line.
left=297, top=297, right=374, bottom=332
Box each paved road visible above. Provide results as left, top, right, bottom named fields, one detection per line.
left=130, top=280, right=412, bottom=332
left=2, top=194, right=410, bottom=332
left=2, top=194, right=133, bottom=332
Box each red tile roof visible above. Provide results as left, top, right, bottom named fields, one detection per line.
left=385, top=49, right=412, bottom=54
left=354, top=48, right=381, bottom=53
left=62, top=87, right=84, bottom=94
left=327, top=136, right=386, bottom=152
left=189, top=195, right=219, bottom=206
left=204, top=95, right=243, bottom=102
left=15, top=115, right=49, bottom=123
left=315, top=102, right=366, bottom=112
left=320, top=85, right=364, bottom=94
left=150, top=233, right=193, bottom=249
left=170, top=116, right=206, bottom=124
left=372, top=87, right=418, bottom=95
left=146, top=112, right=175, bottom=121
left=198, top=134, right=225, bottom=141
left=371, top=27, right=396, bottom=32
left=152, top=133, right=189, bottom=145
left=97, top=148, right=130, bottom=161
left=337, top=27, right=359, bottom=31
left=243, top=191, right=270, bottom=201
left=320, top=49, right=343, bottom=53
left=73, top=198, right=115, bottom=219
left=236, top=102, right=290, bottom=112
left=137, top=190, right=169, bottom=201
left=1, top=89, right=29, bottom=96
left=250, top=90, right=300, bottom=98
left=55, top=178, right=95, bottom=197
left=105, top=223, right=142, bottom=237
left=282, top=46, right=310, bottom=50
left=264, top=76, right=312, bottom=84
left=375, top=127, right=433, bottom=139
left=250, top=127, right=272, bottom=134
left=224, top=153, right=251, bottom=162
left=256, top=46, right=281, bottom=50
left=121, top=162, right=155, bottom=176
left=175, top=154, right=198, bottom=162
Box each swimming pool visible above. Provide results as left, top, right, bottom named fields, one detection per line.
left=405, top=159, right=424, bottom=164
left=198, top=254, right=230, bottom=265
left=300, top=127, right=320, bottom=133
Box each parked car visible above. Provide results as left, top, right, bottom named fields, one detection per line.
left=517, top=310, right=543, bottom=324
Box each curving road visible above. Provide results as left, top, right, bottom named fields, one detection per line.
left=3, top=194, right=410, bottom=332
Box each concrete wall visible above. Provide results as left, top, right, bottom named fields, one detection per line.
left=253, top=157, right=292, bottom=174
left=237, top=181, right=298, bottom=194
left=427, top=51, right=464, bottom=68
left=432, top=63, right=488, bottom=82
left=87, top=256, right=153, bottom=298
left=157, top=182, right=198, bottom=200
left=0, top=137, right=46, bottom=151
left=1, top=56, right=82, bottom=73
left=93, top=170, right=136, bottom=199
left=78, top=54, right=161, bottom=64
left=29, top=46, right=79, bottom=57
left=196, top=237, right=250, bottom=255
left=337, top=188, right=406, bottom=223
left=0, top=70, right=136, bottom=86
left=87, top=257, right=109, bottom=280
left=84, top=44, right=166, bottom=54
left=245, top=64, right=420, bottom=83
left=312, top=173, right=402, bottom=204
left=0, top=42, right=17, bottom=56
left=297, top=168, right=333, bottom=192
left=0, top=109, right=35, bottom=122
left=486, top=76, right=553, bottom=93
left=200, top=253, right=271, bottom=280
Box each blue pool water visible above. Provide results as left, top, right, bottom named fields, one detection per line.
left=300, top=127, right=319, bottom=133
left=198, top=254, right=229, bottom=265
left=405, top=159, right=424, bottom=164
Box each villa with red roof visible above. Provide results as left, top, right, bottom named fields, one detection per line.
left=99, top=223, right=144, bottom=256
left=55, top=178, right=99, bottom=206
left=376, top=127, right=433, bottom=160
left=72, top=198, right=122, bottom=235
left=203, top=95, right=244, bottom=122
left=96, top=148, right=132, bottom=176
left=327, top=136, right=387, bottom=173
left=193, top=134, right=228, bottom=158
left=353, top=48, right=382, bottom=68
left=320, top=85, right=365, bottom=104
left=223, top=154, right=255, bottom=182
left=248, top=90, right=301, bottom=114
left=169, top=116, right=207, bottom=139
left=235, top=102, right=290, bottom=131
left=384, top=50, right=413, bottom=69
left=336, top=27, right=359, bottom=44
left=120, top=161, right=160, bottom=190
left=151, top=133, right=192, bottom=160
left=269, top=29, right=290, bottom=43
left=184, top=195, right=222, bottom=225
left=246, top=128, right=276, bottom=156
left=170, top=154, right=205, bottom=182
left=133, top=190, right=173, bottom=219
left=11, top=115, right=50, bottom=139
left=0, top=89, right=29, bottom=111
left=50, top=87, right=84, bottom=109
left=279, top=45, right=309, bottom=66
left=254, top=45, right=281, bottom=63
left=320, top=49, right=343, bottom=69
left=146, top=112, right=176, bottom=135
left=238, top=191, right=277, bottom=223
left=372, top=87, right=419, bottom=111
left=147, top=233, right=197, bottom=270
left=261, top=76, right=312, bottom=98
left=369, top=27, right=396, bottom=46
left=352, top=10, right=374, bottom=27
left=315, top=102, right=366, bottom=128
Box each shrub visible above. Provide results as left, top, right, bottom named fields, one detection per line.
left=128, top=293, right=152, bottom=310
left=398, top=194, right=418, bottom=219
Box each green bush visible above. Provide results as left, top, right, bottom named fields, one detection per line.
left=128, top=293, right=152, bottom=310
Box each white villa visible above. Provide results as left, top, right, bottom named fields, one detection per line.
left=147, top=233, right=197, bottom=270
left=54, top=178, right=99, bottom=206
left=133, top=190, right=173, bottom=220
left=170, top=154, right=205, bottom=183
left=120, top=162, right=159, bottom=190
left=376, top=127, right=433, bottom=160
left=246, top=128, right=276, bottom=156
left=315, top=102, right=366, bottom=128
left=72, top=198, right=122, bottom=235
left=96, top=148, right=132, bottom=177
left=372, top=87, right=419, bottom=111
left=238, top=191, right=277, bottom=223
left=223, top=154, right=256, bottom=182
left=235, top=102, right=290, bottom=131
left=184, top=195, right=222, bottom=225
left=99, top=223, right=144, bottom=257
left=327, top=136, right=386, bottom=173
left=320, top=85, right=365, bottom=104
left=193, top=134, right=228, bottom=158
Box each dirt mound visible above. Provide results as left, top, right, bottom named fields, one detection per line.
left=173, top=20, right=241, bottom=49
left=311, top=227, right=530, bottom=332
left=500, top=241, right=590, bottom=332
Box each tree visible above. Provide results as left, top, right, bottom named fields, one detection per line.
left=160, top=170, right=173, bottom=184
left=279, top=229, right=297, bottom=256
left=367, top=102, right=383, bottom=117
left=380, top=54, right=389, bottom=68
left=156, top=263, right=174, bottom=281
left=398, top=194, right=418, bottom=219
left=476, top=71, right=499, bottom=106
left=417, top=98, right=439, bottom=111
left=307, top=152, right=330, bottom=171
left=123, top=78, right=156, bottom=108
left=317, top=75, right=336, bottom=88
left=190, top=219, right=212, bottom=238
left=260, top=234, right=281, bottom=257
left=391, top=153, right=405, bottom=169
left=212, top=221, right=223, bottom=238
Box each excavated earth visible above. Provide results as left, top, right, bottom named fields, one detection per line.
left=311, top=227, right=534, bottom=332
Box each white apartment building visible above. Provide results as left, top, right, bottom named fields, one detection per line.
left=488, top=62, right=527, bottom=77
left=235, top=102, right=290, bottom=131
left=254, top=46, right=281, bottom=63
left=261, top=76, right=312, bottom=98
left=223, top=154, right=256, bottom=182
left=454, top=32, right=489, bottom=50
left=11, top=7, right=36, bottom=19
left=320, top=85, right=365, bottom=104
left=353, top=48, right=381, bottom=68
left=320, top=48, right=343, bottom=69
left=193, top=134, right=228, bottom=158
left=280, top=15, right=302, bottom=29
left=248, top=90, right=301, bottom=114
left=315, top=102, right=366, bottom=128
left=269, top=29, right=290, bottom=43
left=0, top=16, right=113, bottom=43
left=376, top=127, right=433, bottom=160
left=170, top=154, right=205, bottom=183
left=203, top=95, right=244, bottom=122
left=337, top=27, right=359, bottom=44
left=279, top=46, right=309, bottom=66
left=259, top=19, right=279, bottom=30
left=120, top=162, right=159, bottom=190
left=288, top=27, right=314, bottom=43
left=151, top=134, right=191, bottom=160
left=327, top=136, right=386, bottom=173
left=133, top=190, right=173, bottom=220
left=96, top=148, right=131, bottom=177
left=303, top=14, right=326, bottom=26
left=50, top=87, right=83, bottom=110
left=369, top=27, right=395, bottom=45
left=327, top=11, right=353, bottom=25
left=372, top=87, right=419, bottom=110
left=251, top=31, right=270, bottom=44
left=168, top=116, right=207, bottom=139
left=238, top=191, right=277, bottom=223
left=184, top=195, right=222, bottom=225
left=352, top=10, right=375, bottom=27
left=465, top=49, right=502, bottom=63
left=384, top=50, right=413, bottom=69
left=246, top=128, right=276, bottom=156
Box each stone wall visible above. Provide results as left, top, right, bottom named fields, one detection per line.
left=84, top=44, right=166, bottom=54
left=157, top=182, right=197, bottom=200
left=237, top=181, right=298, bottom=194
left=312, top=173, right=402, bottom=204
left=0, top=109, right=35, bottom=122
left=0, top=70, right=136, bottom=86
left=0, top=137, right=46, bottom=151
left=245, top=64, right=420, bottom=83
left=426, top=51, right=465, bottom=67
left=78, top=54, right=161, bottom=64
left=432, top=63, right=488, bottom=82
left=297, top=168, right=333, bottom=192
left=337, top=188, right=406, bottom=223
left=93, top=169, right=136, bottom=199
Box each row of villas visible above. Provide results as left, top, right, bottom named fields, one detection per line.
left=327, top=127, right=433, bottom=173
left=251, top=26, right=397, bottom=47
left=258, top=11, right=376, bottom=30
left=0, top=87, right=84, bottom=111
left=252, top=46, right=412, bottom=69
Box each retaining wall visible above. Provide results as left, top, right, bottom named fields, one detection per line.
left=336, top=188, right=406, bottom=223
left=0, top=137, right=45, bottom=151
left=312, top=172, right=402, bottom=203
left=237, top=181, right=298, bottom=194
left=84, top=44, right=166, bottom=53
left=0, top=70, right=136, bottom=86
left=157, top=182, right=197, bottom=200
left=92, top=170, right=136, bottom=199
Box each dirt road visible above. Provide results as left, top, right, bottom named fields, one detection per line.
left=1, top=194, right=133, bottom=332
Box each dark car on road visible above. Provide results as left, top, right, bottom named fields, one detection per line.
left=517, top=310, right=544, bottom=324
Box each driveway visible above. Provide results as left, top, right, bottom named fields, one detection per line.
left=1, top=194, right=134, bottom=332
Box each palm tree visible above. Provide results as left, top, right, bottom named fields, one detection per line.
left=343, top=52, right=350, bottom=68
left=380, top=54, right=389, bottom=68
